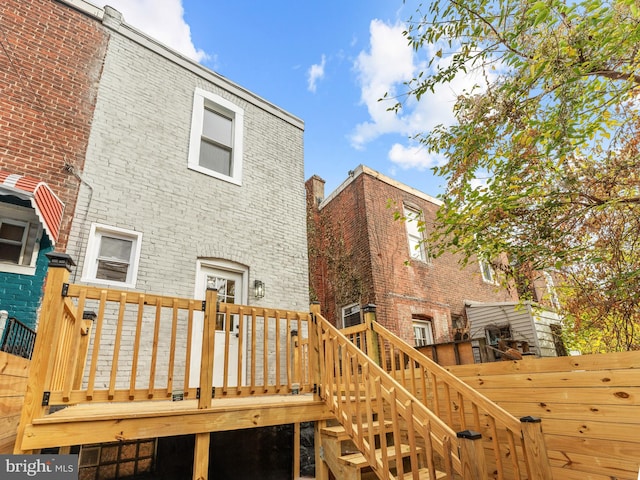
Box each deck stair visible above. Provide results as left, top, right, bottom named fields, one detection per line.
left=320, top=419, right=444, bottom=480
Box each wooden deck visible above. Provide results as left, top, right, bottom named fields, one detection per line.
left=22, top=394, right=332, bottom=451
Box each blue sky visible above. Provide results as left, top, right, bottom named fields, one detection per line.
left=98, top=0, right=472, bottom=196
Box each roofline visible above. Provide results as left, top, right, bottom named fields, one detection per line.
left=319, top=164, right=443, bottom=210
left=57, top=0, right=304, bottom=131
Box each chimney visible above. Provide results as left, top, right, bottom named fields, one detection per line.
left=306, top=175, right=325, bottom=207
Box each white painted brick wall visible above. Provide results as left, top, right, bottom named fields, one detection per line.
left=67, top=29, right=309, bottom=389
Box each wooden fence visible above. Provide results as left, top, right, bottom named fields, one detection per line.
left=446, top=352, right=640, bottom=480
left=0, top=351, right=29, bottom=453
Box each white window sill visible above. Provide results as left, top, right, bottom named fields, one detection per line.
left=80, top=276, right=136, bottom=289
left=0, top=263, right=37, bottom=275
left=187, top=164, right=242, bottom=186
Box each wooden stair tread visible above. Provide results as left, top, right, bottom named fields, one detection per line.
left=321, top=420, right=393, bottom=438
left=339, top=444, right=422, bottom=468
left=401, top=469, right=447, bottom=480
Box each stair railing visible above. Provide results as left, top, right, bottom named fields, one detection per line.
left=350, top=315, right=553, bottom=480
left=312, top=307, right=488, bottom=480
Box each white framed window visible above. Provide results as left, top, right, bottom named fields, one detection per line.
left=0, top=203, right=42, bottom=275
left=81, top=223, right=142, bottom=288
left=341, top=303, right=361, bottom=329
left=413, top=316, right=434, bottom=347
left=479, top=258, right=497, bottom=284
left=187, top=88, right=244, bottom=186
left=403, top=206, right=427, bottom=262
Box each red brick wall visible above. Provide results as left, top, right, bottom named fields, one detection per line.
left=307, top=170, right=518, bottom=343
left=0, top=0, right=107, bottom=248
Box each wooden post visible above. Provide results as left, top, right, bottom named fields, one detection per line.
left=314, top=420, right=329, bottom=480
left=193, top=432, right=210, bottom=480
left=520, top=416, right=553, bottom=480
left=456, top=430, right=487, bottom=479
left=198, top=288, right=217, bottom=410
left=293, top=422, right=301, bottom=479
left=362, top=304, right=381, bottom=366
left=310, top=302, right=322, bottom=400
left=14, top=252, right=74, bottom=453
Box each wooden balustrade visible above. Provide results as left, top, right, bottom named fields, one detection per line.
left=337, top=316, right=553, bottom=479
left=314, top=312, right=483, bottom=479
left=18, top=256, right=314, bottom=418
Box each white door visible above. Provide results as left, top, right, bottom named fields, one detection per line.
left=191, top=264, right=246, bottom=388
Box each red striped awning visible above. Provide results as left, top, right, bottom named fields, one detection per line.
left=0, top=170, right=65, bottom=245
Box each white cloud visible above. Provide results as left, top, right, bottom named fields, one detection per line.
left=307, top=55, right=327, bottom=93
left=350, top=19, right=489, bottom=164
left=388, top=143, right=445, bottom=170
left=102, top=0, right=209, bottom=63
left=349, top=20, right=415, bottom=148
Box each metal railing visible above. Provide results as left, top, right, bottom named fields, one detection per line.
left=0, top=317, right=36, bottom=359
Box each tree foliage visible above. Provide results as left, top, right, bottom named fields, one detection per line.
left=397, top=0, right=640, bottom=351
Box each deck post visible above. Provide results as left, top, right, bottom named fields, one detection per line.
left=193, top=432, right=210, bottom=480
left=520, top=416, right=553, bottom=480
left=13, top=252, right=74, bottom=453
left=456, top=430, right=487, bottom=479
left=310, top=302, right=322, bottom=400
left=362, top=304, right=381, bottom=366
left=314, top=420, right=329, bottom=480
left=198, top=287, right=218, bottom=409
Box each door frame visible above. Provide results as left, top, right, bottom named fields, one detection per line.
left=189, top=259, right=249, bottom=387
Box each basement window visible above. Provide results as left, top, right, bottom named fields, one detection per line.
left=78, top=439, right=156, bottom=479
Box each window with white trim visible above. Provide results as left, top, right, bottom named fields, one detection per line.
left=479, top=258, right=497, bottom=284
left=403, top=206, right=427, bottom=262
left=188, top=88, right=244, bottom=185
left=341, top=303, right=361, bottom=329
left=0, top=203, right=41, bottom=275
left=412, top=316, right=434, bottom=347
left=82, top=224, right=142, bottom=288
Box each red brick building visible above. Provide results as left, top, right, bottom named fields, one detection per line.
left=306, top=165, right=518, bottom=346
left=0, top=0, right=107, bottom=327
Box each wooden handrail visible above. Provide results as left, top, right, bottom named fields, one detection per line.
left=314, top=312, right=484, bottom=479
left=26, top=282, right=315, bottom=409
left=341, top=318, right=554, bottom=480
left=372, top=321, right=521, bottom=432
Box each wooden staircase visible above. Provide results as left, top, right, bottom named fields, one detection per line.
left=312, top=304, right=555, bottom=480
left=320, top=419, right=445, bottom=480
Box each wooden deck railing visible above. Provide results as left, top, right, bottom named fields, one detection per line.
left=338, top=312, right=553, bottom=479
left=16, top=254, right=314, bottom=433
left=313, top=305, right=487, bottom=479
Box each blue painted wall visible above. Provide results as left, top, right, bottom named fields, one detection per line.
left=0, top=237, right=52, bottom=330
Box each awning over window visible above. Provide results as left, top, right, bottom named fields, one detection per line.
left=0, top=170, right=65, bottom=245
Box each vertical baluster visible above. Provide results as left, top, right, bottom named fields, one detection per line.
left=262, top=312, right=269, bottom=392
left=236, top=306, right=245, bottom=394
left=87, top=290, right=107, bottom=400
left=275, top=311, right=281, bottom=391
left=108, top=293, right=126, bottom=400
left=222, top=303, right=231, bottom=394
left=148, top=297, right=162, bottom=399
left=183, top=300, right=196, bottom=395
left=129, top=295, right=145, bottom=400
left=250, top=308, right=257, bottom=393
left=167, top=299, right=179, bottom=396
